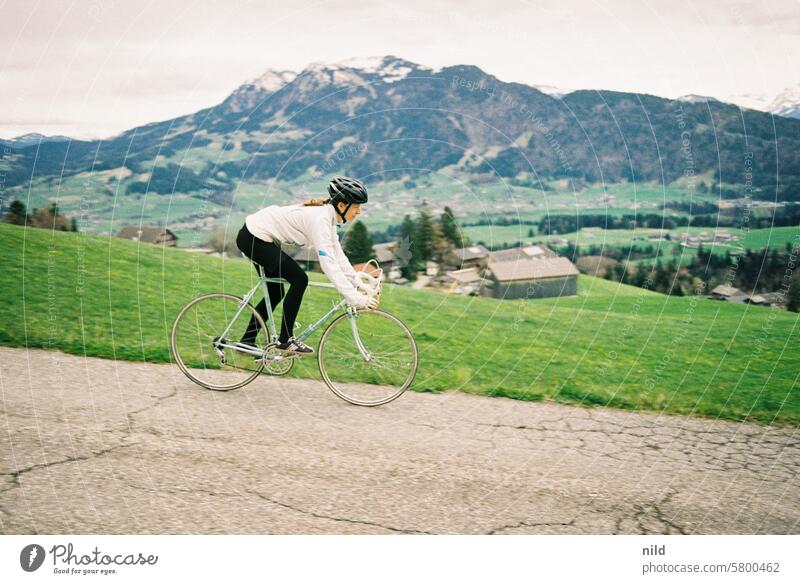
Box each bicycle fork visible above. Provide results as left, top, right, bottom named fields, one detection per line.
left=347, top=308, right=372, bottom=363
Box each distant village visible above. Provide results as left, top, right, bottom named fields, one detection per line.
left=113, top=224, right=581, bottom=301
left=113, top=223, right=788, bottom=309
left=3, top=196, right=790, bottom=309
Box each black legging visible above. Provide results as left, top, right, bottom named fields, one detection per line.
left=236, top=224, right=308, bottom=343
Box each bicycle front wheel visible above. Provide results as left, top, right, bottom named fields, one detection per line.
left=171, top=293, right=266, bottom=391
left=318, top=309, right=418, bottom=406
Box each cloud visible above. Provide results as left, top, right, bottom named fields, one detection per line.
left=1, top=0, right=797, bottom=138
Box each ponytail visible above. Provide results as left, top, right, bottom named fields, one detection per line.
left=302, top=198, right=331, bottom=207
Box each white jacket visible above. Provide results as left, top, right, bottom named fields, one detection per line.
left=245, top=203, right=368, bottom=307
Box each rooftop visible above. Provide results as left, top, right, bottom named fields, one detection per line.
left=445, top=267, right=483, bottom=284
left=453, top=244, right=490, bottom=261
left=487, top=257, right=579, bottom=282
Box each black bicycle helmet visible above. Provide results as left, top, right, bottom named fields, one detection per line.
left=328, top=176, right=368, bottom=204
left=328, top=176, right=368, bottom=223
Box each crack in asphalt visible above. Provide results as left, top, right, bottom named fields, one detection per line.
left=472, top=418, right=799, bottom=480
left=3, top=347, right=798, bottom=535
left=405, top=421, right=498, bottom=449
left=0, top=387, right=178, bottom=510
left=487, top=517, right=577, bottom=534
left=127, top=424, right=237, bottom=443
left=629, top=489, right=688, bottom=535
left=246, top=489, right=435, bottom=534
left=121, top=482, right=437, bottom=534
left=652, top=490, right=689, bottom=535
left=124, top=387, right=179, bottom=432
left=0, top=442, right=138, bottom=489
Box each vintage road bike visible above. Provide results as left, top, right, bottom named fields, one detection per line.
left=170, top=260, right=418, bottom=406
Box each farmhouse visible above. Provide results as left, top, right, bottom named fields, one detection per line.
left=372, top=242, right=399, bottom=273
left=446, top=244, right=490, bottom=269
left=116, top=226, right=177, bottom=246
left=710, top=284, right=748, bottom=303
left=746, top=292, right=785, bottom=307
left=444, top=267, right=485, bottom=295
left=490, top=245, right=557, bottom=263
left=483, top=257, right=579, bottom=300
left=489, top=247, right=528, bottom=263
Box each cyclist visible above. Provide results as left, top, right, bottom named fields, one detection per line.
left=235, top=176, right=379, bottom=355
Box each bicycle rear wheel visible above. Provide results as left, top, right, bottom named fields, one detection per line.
left=171, top=293, right=266, bottom=391
left=318, top=309, right=418, bottom=406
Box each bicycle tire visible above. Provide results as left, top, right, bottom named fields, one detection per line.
left=317, top=309, right=418, bottom=406
left=171, top=293, right=266, bottom=391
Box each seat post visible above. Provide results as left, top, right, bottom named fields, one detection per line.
left=253, top=262, right=279, bottom=342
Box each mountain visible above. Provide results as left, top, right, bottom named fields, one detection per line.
left=677, top=95, right=720, bottom=104
left=0, top=133, right=72, bottom=148
left=532, top=84, right=574, bottom=97
left=725, top=84, right=800, bottom=119
left=768, top=85, right=800, bottom=119
left=2, top=56, right=800, bottom=202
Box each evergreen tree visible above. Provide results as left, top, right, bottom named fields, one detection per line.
left=3, top=200, right=28, bottom=225
left=431, top=222, right=450, bottom=262
left=415, top=203, right=435, bottom=262
left=342, top=220, right=374, bottom=264
left=399, top=214, right=417, bottom=279
left=787, top=272, right=800, bottom=313
left=440, top=206, right=463, bottom=247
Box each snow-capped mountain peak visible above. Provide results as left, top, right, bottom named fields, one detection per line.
left=532, top=84, right=575, bottom=97
left=769, top=84, right=800, bottom=118
left=303, top=56, right=427, bottom=83
left=677, top=94, right=720, bottom=104
left=246, top=69, right=297, bottom=92
left=723, top=83, right=800, bottom=118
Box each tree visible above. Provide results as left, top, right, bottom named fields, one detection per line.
left=431, top=222, right=451, bottom=263
left=788, top=271, right=800, bottom=313
left=440, top=206, right=463, bottom=247
left=342, top=220, right=374, bottom=264
left=205, top=226, right=239, bottom=255
left=30, top=203, right=70, bottom=231
left=415, top=203, right=435, bottom=263
left=3, top=200, right=28, bottom=225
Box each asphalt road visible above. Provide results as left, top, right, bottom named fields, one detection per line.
left=1, top=347, right=798, bottom=534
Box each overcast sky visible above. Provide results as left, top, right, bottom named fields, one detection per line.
left=1, top=0, right=797, bottom=139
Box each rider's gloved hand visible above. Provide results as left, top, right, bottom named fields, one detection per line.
left=351, top=293, right=372, bottom=309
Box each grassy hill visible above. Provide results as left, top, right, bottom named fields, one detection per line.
left=1, top=223, right=798, bottom=425
left=465, top=224, right=800, bottom=253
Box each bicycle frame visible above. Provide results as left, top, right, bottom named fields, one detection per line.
left=214, top=273, right=363, bottom=359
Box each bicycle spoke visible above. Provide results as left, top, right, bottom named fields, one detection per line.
left=318, top=310, right=418, bottom=406
left=171, top=294, right=266, bottom=391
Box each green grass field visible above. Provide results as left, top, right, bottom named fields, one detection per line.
left=466, top=224, right=800, bottom=249
left=2, top=223, right=798, bottom=425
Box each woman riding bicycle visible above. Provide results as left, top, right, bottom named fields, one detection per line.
left=235, top=176, right=379, bottom=356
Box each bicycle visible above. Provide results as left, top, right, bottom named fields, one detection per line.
left=170, top=260, right=419, bottom=406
